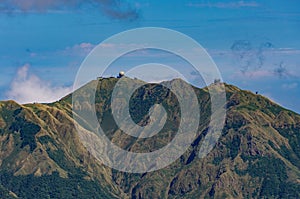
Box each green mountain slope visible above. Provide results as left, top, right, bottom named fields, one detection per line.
left=0, top=77, right=299, bottom=198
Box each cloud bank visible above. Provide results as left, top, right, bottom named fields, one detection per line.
left=6, top=64, right=72, bottom=104
left=0, top=0, right=139, bottom=20
left=229, top=40, right=300, bottom=79
left=230, top=40, right=274, bottom=73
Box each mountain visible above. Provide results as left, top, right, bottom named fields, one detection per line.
left=0, top=77, right=299, bottom=198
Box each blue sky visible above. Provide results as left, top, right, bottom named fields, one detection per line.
left=0, top=0, right=299, bottom=113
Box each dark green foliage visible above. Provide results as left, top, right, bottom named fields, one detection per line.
left=238, top=155, right=298, bottom=198
left=9, top=117, right=41, bottom=152
left=268, top=140, right=300, bottom=168
left=225, top=115, right=247, bottom=131
left=267, top=103, right=283, bottom=115
left=47, top=147, right=80, bottom=174
left=13, top=108, right=22, bottom=116
left=240, top=153, right=259, bottom=162
left=226, top=135, right=241, bottom=159
left=0, top=111, right=114, bottom=199
left=95, top=78, right=118, bottom=102
left=275, top=126, right=300, bottom=160
left=226, top=95, right=240, bottom=109
left=38, top=135, right=55, bottom=145
left=45, top=140, right=89, bottom=180
left=212, top=156, right=223, bottom=165
left=97, top=82, right=181, bottom=152
left=278, top=182, right=300, bottom=198
left=129, top=83, right=180, bottom=131
left=237, top=103, right=259, bottom=111
left=0, top=172, right=114, bottom=199
left=0, top=184, right=16, bottom=199
left=100, top=109, right=118, bottom=136
left=0, top=106, right=14, bottom=126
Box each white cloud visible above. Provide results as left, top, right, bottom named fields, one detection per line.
left=6, top=64, right=72, bottom=104
left=62, top=42, right=96, bottom=56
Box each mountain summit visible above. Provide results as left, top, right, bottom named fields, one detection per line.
left=0, top=77, right=299, bottom=198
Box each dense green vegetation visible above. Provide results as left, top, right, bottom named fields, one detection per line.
left=238, top=155, right=300, bottom=198
left=9, top=117, right=41, bottom=152
left=226, top=135, right=241, bottom=159
left=275, top=126, right=300, bottom=159
left=0, top=172, right=114, bottom=199
left=0, top=184, right=16, bottom=199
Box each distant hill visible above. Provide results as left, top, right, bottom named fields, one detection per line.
left=0, top=77, right=299, bottom=198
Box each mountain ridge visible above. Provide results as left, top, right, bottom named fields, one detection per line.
left=0, top=77, right=299, bottom=198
